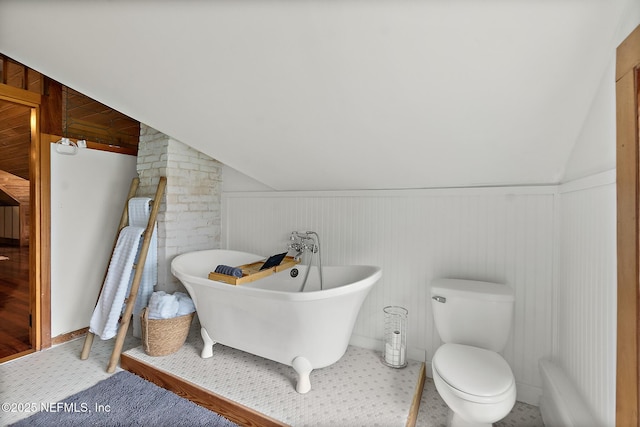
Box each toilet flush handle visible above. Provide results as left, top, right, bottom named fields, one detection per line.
left=432, top=296, right=446, bottom=303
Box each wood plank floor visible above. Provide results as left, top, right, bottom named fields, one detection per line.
left=0, top=245, right=31, bottom=359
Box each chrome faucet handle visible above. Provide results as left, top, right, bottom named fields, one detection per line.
left=302, top=242, right=317, bottom=252
left=288, top=242, right=302, bottom=251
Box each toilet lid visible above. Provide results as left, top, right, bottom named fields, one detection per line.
left=433, top=343, right=514, bottom=398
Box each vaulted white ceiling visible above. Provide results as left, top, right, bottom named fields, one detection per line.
left=0, top=1, right=634, bottom=190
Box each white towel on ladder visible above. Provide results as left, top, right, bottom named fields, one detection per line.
left=128, top=197, right=157, bottom=338
left=89, top=197, right=158, bottom=340
left=89, top=226, right=145, bottom=340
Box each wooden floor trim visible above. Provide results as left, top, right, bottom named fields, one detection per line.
left=51, top=327, right=89, bottom=346
left=120, top=353, right=288, bottom=427
left=0, top=348, right=34, bottom=364
left=406, top=362, right=426, bottom=427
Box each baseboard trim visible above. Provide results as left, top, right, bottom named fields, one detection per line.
left=0, top=349, right=34, bottom=364
left=52, top=327, right=89, bottom=345
left=515, top=381, right=542, bottom=407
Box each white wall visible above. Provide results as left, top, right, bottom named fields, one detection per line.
left=562, top=60, right=616, bottom=182
left=2, top=1, right=630, bottom=193
left=222, top=165, right=273, bottom=192
left=562, top=0, right=640, bottom=182
left=222, top=186, right=556, bottom=405
left=50, top=144, right=137, bottom=337
left=550, top=21, right=625, bottom=426
left=556, top=172, right=617, bottom=426
left=548, top=7, right=640, bottom=421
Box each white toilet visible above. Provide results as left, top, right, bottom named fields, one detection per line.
left=430, top=278, right=516, bottom=427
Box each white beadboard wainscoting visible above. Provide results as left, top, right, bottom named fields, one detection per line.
left=552, top=170, right=616, bottom=426
left=222, top=186, right=557, bottom=405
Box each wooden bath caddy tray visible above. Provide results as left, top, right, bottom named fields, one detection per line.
left=208, top=256, right=300, bottom=285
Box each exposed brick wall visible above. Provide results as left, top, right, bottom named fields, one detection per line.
left=137, top=124, right=222, bottom=291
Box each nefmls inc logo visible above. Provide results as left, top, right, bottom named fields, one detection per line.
left=41, top=402, right=90, bottom=413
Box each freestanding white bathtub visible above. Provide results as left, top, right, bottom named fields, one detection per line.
left=171, top=249, right=381, bottom=393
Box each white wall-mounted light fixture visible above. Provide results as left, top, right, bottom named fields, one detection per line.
left=55, top=137, right=87, bottom=155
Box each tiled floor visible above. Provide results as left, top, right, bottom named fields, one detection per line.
left=417, top=376, right=544, bottom=427
left=1, top=326, right=544, bottom=427
left=124, top=325, right=422, bottom=427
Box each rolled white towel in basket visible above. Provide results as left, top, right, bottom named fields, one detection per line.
left=147, top=291, right=195, bottom=319
left=175, top=292, right=196, bottom=316
left=147, top=291, right=179, bottom=319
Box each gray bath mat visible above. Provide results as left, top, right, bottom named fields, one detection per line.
left=10, top=370, right=238, bottom=426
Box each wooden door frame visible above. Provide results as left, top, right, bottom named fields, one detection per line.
left=0, top=84, right=51, bottom=353
left=616, top=24, right=640, bottom=427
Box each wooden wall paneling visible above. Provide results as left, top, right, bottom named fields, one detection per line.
left=63, top=87, right=140, bottom=150
left=0, top=56, right=139, bottom=153
left=5, top=59, right=25, bottom=90
left=615, top=24, right=640, bottom=427
left=40, top=78, right=62, bottom=136
left=26, top=69, right=42, bottom=95
left=0, top=99, right=31, bottom=180
left=0, top=84, right=40, bottom=105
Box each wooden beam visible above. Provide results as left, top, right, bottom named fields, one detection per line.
left=38, top=128, right=51, bottom=350
left=617, top=25, right=640, bottom=81
left=41, top=78, right=63, bottom=136
left=0, top=83, right=41, bottom=106
left=616, top=24, right=640, bottom=427
left=1, top=55, right=7, bottom=85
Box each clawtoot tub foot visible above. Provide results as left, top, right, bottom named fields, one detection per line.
left=292, top=356, right=313, bottom=394
left=200, top=327, right=216, bottom=358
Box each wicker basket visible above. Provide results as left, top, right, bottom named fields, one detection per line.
left=141, top=307, right=194, bottom=356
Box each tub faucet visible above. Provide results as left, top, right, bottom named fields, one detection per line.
left=288, top=232, right=317, bottom=261
left=288, top=231, right=324, bottom=291
left=288, top=233, right=302, bottom=260
left=288, top=242, right=305, bottom=261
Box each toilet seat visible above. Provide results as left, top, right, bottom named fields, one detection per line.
left=432, top=343, right=515, bottom=404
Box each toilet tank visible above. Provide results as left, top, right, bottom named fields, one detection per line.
left=431, top=278, right=515, bottom=352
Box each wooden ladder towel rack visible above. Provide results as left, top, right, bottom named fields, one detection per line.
left=80, top=176, right=167, bottom=373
